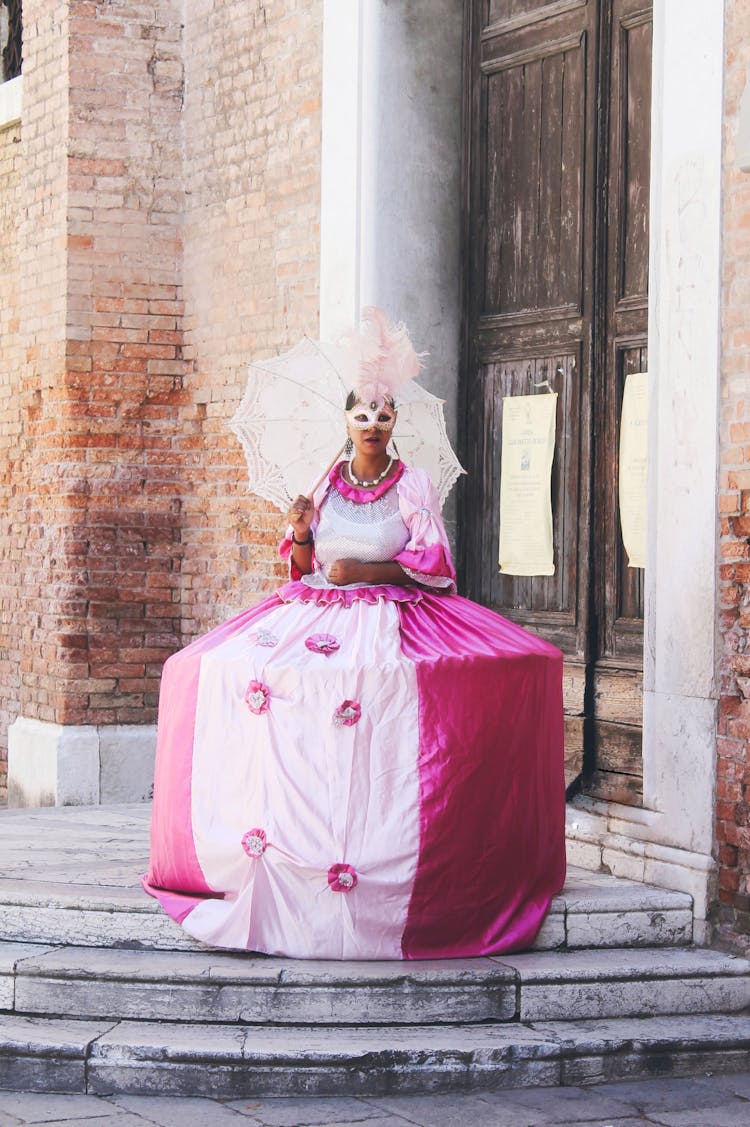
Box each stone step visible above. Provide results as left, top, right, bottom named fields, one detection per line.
left=0, top=804, right=695, bottom=952
left=0, top=873, right=695, bottom=952
left=4, top=1012, right=750, bottom=1097
left=2, top=942, right=749, bottom=1027
left=0, top=874, right=694, bottom=954
left=2, top=804, right=745, bottom=1100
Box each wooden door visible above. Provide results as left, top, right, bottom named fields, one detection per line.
left=460, top=0, right=652, bottom=802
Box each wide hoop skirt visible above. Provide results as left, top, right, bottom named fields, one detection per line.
left=144, top=582, right=566, bottom=959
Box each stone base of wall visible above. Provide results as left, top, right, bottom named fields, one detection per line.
left=566, top=801, right=717, bottom=947
left=7, top=719, right=156, bottom=808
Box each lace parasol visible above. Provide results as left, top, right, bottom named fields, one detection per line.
left=229, top=335, right=465, bottom=511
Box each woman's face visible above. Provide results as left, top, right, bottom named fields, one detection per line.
left=346, top=398, right=396, bottom=459
left=348, top=422, right=391, bottom=458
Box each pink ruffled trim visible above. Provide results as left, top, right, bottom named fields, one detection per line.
left=277, top=580, right=423, bottom=607
left=328, top=459, right=405, bottom=503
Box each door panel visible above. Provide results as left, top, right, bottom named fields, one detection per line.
left=487, top=0, right=588, bottom=34
left=482, top=33, right=587, bottom=319
left=478, top=353, right=580, bottom=631
left=461, top=0, right=652, bottom=800
left=586, top=0, right=651, bottom=802
left=462, top=0, right=597, bottom=667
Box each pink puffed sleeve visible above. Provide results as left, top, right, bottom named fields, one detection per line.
left=394, top=467, right=457, bottom=592
left=278, top=474, right=332, bottom=580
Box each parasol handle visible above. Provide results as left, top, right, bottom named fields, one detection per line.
left=307, top=443, right=346, bottom=501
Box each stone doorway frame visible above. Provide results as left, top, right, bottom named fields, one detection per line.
left=319, top=0, right=725, bottom=943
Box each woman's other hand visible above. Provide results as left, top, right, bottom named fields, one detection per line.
left=328, top=559, right=413, bottom=587
left=287, top=495, right=313, bottom=538
left=328, top=559, right=365, bottom=586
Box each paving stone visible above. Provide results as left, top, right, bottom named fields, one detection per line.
left=543, top=1121, right=653, bottom=1127
left=109, top=1094, right=264, bottom=1125
left=361, top=1092, right=552, bottom=1127
left=726, top=1072, right=750, bottom=1099
left=587, top=1074, right=750, bottom=1114
left=0, top=1092, right=120, bottom=1121
left=236, top=1120, right=408, bottom=1127
left=225, top=1096, right=390, bottom=1125
left=478, top=1084, right=644, bottom=1121
left=653, top=1104, right=750, bottom=1126
left=5, top=1079, right=750, bottom=1126
left=15, top=1118, right=148, bottom=1127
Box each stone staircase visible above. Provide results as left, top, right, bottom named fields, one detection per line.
left=1, top=804, right=750, bottom=1097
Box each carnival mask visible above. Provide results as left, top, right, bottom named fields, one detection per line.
left=345, top=397, right=397, bottom=432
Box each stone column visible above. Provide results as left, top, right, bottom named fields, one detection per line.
left=319, top=0, right=464, bottom=508
left=567, top=0, right=725, bottom=941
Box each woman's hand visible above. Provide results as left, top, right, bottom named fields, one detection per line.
left=328, top=559, right=413, bottom=587
left=327, top=558, right=365, bottom=586
left=286, top=495, right=313, bottom=538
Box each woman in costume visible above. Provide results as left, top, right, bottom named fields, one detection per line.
left=144, top=309, right=566, bottom=960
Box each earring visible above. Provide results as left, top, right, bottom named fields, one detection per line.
left=344, top=436, right=354, bottom=458
left=390, top=439, right=400, bottom=459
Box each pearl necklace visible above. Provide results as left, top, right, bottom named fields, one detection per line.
left=348, top=455, right=393, bottom=488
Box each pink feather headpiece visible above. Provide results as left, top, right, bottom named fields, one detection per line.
left=343, top=307, right=424, bottom=405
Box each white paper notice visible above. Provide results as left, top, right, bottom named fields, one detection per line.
left=498, top=392, right=557, bottom=576
left=619, top=371, right=648, bottom=569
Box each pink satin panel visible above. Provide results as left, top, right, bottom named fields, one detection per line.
left=144, top=594, right=284, bottom=899
left=398, top=594, right=566, bottom=958
left=140, top=882, right=208, bottom=925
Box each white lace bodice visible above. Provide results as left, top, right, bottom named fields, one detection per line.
left=302, top=487, right=410, bottom=589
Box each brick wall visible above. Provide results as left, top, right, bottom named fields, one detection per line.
left=0, top=0, right=323, bottom=795
left=714, top=0, right=750, bottom=948
left=180, top=0, right=323, bottom=635
left=0, top=1, right=71, bottom=794
left=0, top=115, right=23, bottom=803
left=60, top=0, right=186, bottom=727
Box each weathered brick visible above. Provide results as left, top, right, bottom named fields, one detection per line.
left=0, top=0, right=321, bottom=805
left=714, top=0, right=750, bottom=952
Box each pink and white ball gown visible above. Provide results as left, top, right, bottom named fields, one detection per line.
left=144, top=460, right=566, bottom=959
